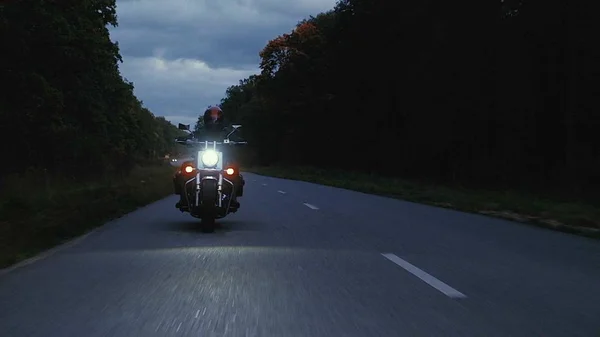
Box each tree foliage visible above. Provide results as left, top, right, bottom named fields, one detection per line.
left=220, top=0, right=599, bottom=197
left=0, top=0, right=184, bottom=179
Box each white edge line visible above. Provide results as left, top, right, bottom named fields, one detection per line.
left=303, top=203, right=319, bottom=210
left=0, top=228, right=100, bottom=277
left=382, top=253, right=466, bottom=299
left=278, top=190, right=286, bottom=194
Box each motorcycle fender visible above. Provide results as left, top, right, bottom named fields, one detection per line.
left=200, top=177, right=218, bottom=206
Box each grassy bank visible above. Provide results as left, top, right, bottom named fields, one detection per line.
left=246, top=166, right=600, bottom=238
left=0, top=164, right=177, bottom=269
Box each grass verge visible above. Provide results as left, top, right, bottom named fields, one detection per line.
left=245, top=166, right=600, bottom=239
left=0, top=164, right=177, bottom=269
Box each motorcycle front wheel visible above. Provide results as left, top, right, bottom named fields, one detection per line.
left=199, top=179, right=218, bottom=232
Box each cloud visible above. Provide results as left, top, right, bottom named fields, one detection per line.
left=118, top=54, right=258, bottom=124
left=110, top=0, right=337, bottom=125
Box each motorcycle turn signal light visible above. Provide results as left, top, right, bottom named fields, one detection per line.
left=225, top=167, right=235, bottom=175
left=184, top=165, right=194, bottom=173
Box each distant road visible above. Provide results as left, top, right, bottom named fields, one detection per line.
left=1, top=173, right=599, bottom=336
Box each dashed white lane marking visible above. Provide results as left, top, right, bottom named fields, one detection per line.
left=278, top=190, right=286, bottom=194
left=303, top=203, right=319, bottom=210
left=261, top=183, right=267, bottom=186
left=382, top=253, right=466, bottom=299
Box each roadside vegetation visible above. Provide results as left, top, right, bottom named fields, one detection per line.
left=0, top=1, right=185, bottom=268
left=0, top=164, right=178, bottom=268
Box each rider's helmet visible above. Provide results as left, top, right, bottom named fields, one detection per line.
left=203, top=106, right=224, bottom=131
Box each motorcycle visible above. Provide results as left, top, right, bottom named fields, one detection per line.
left=174, top=125, right=247, bottom=232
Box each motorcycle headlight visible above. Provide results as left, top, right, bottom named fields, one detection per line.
left=201, top=150, right=219, bottom=167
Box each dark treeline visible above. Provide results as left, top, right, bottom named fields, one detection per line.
left=0, top=1, right=183, bottom=180
left=220, top=0, right=599, bottom=198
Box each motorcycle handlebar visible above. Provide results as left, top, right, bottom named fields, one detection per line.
left=210, top=141, right=247, bottom=145
left=175, top=139, right=248, bottom=146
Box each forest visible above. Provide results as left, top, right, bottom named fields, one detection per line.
left=0, top=0, right=597, bottom=264
left=0, top=0, right=188, bottom=266
left=219, top=0, right=599, bottom=200
left=0, top=0, right=182, bottom=182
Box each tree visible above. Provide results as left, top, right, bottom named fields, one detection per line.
left=0, top=0, right=184, bottom=179
left=217, top=0, right=599, bottom=195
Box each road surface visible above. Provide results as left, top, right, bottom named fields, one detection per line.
left=1, top=172, right=599, bottom=336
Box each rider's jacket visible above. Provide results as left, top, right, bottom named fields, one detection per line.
left=195, top=125, right=228, bottom=141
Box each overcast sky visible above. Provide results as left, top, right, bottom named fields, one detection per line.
left=109, top=0, right=337, bottom=127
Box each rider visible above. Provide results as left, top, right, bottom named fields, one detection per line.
left=173, top=106, right=244, bottom=209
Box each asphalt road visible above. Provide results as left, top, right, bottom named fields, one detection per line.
left=1, top=172, right=599, bottom=336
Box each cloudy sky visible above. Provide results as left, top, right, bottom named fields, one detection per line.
left=109, top=0, right=337, bottom=127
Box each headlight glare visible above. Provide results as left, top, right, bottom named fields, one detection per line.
left=201, top=150, right=219, bottom=167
